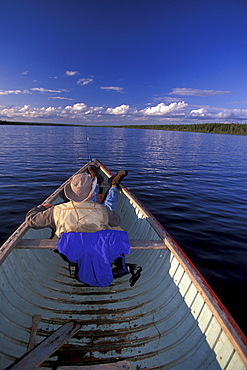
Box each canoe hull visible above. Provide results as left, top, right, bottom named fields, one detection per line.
left=1, top=161, right=246, bottom=369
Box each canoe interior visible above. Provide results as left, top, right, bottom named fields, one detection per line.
left=0, top=161, right=246, bottom=370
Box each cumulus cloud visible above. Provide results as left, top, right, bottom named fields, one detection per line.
left=0, top=103, right=88, bottom=120
left=0, top=105, right=56, bottom=119
left=216, top=108, right=247, bottom=119
left=100, top=86, right=124, bottom=93
left=188, top=107, right=247, bottom=120
left=106, top=104, right=131, bottom=115
left=140, top=102, right=188, bottom=116
left=69, top=103, right=87, bottom=111
left=19, top=105, right=30, bottom=112
left=170, top=88, right=232, bottom=96
left=232, top=108, right=247, bottom=118
left=61, top=103, right=87, bottom=113
left=65, top=70, right=80, bottom=76
left=77, top=78, right=93, bottom=86
left=1, top=100, right=247, bottom=124
left=21, top=71, right=28, bottom=75
left=61, top=103, right=103, bottom=116
left=189, top=108, right=209, bottom=117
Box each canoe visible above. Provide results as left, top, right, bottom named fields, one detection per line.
left=0, top=160, right=246, bottom=370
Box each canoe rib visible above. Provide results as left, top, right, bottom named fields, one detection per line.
left=17, top=239, right=167, bottom=250
left=27, top=315, right=41, bottom=351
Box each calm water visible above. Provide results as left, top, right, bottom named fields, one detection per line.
left=1, top=125, right=247, bottom=335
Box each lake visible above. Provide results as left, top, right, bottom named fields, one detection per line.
left=0, top=124, right=247, bottom=335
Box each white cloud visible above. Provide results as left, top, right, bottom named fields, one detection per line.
left=232, top=108, right=247, bottom=118
left=21, top=71, right=28, bottom=75
left=61, top=103, right=103, bottom=116
left=216, top=108, right=247, bottom=119
left=189, top=108, right=209, bottom=117
left=0, top=87, right=70, bottom=100
left=70, top=103, right=87, bottom=111
left=1, top=100, right=247, bottom=124
left=140, top=102, right=188, bottom=116
left=153, top=96, right=182, bottom=103
left=106, top=104, right=131, bottom=115
left=0, top=87, right=68, bottom=96
left=49, top=96, right=74, bottom=100
left=216, top=110, right=233, bottom=119
left=65, top=70, right=80, bottom=76
left=19, top=104, right=30, bottom=112
left=0, top=105, right=47, bottom=119
left=0, top=89, right=27, bottom=95
left=85, top=106, right=104, bottom=115
left=61, top=103, right=87, bottom=114
left=100, top=86, right=124, bottom=93
left=31, top=87, right=68, bottom=93
left=77, top=78, right=93, bottom=86
left=0, top=104, right=64, bottom=119
left=170, top=88, right=232, bottom=96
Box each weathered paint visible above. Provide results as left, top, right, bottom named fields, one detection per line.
left=0, top=160, right=246, bottom=369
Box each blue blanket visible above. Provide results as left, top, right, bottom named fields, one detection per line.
left=57, top=230, right=130, bottom=287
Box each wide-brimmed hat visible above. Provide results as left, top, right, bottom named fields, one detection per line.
left=64, top=173, right=97, bottom=202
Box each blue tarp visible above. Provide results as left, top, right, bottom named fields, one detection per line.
left=58, top=230, right=130, bottom=287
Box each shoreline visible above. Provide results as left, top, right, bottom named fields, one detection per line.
left=1, top=120, right=247, bottom=135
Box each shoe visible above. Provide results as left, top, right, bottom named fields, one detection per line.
left=69, top=262, right=78, bottom=279
left=127, top=264, right=142, bottom=287
left=109, top=170, right=128, bottom=188
left=87, top=165, right=104, bottom=184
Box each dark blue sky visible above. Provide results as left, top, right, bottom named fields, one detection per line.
left=0, top=0, right=246, bottom=124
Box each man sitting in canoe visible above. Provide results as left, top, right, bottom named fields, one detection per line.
left=25, top=166, right=142, bottom=287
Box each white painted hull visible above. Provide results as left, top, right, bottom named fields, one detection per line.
left=0, top=161, right=246, bottom=369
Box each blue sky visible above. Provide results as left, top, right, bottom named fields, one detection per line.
left=0, top=0, right=246, bottom=125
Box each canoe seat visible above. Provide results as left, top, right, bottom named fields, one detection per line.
left=17, top=239, right=166, bottom=280
left=17, top=239, right=167, bottom=250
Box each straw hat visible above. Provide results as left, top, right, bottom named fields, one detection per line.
left=64, top=173, right=97, bottom=202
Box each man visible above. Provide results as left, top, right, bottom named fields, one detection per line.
left=26, top=166, right=142, bottom=287
left=26, top=168, right=127, bottom=234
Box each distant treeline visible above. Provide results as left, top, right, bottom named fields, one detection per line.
left=110, top=123, right=247, bottom=135
left=1, top=120, right=247, bottom=135
left=0, top=120, right=83, bottom=127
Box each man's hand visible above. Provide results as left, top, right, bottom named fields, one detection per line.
left=43, top=203, right=53, bottom=209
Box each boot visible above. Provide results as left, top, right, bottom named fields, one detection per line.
left=128, top=264, right=142, bottom=287
left=109, top=170, right=128, bottom=188
left=87, top=165, right=104, bottom=184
